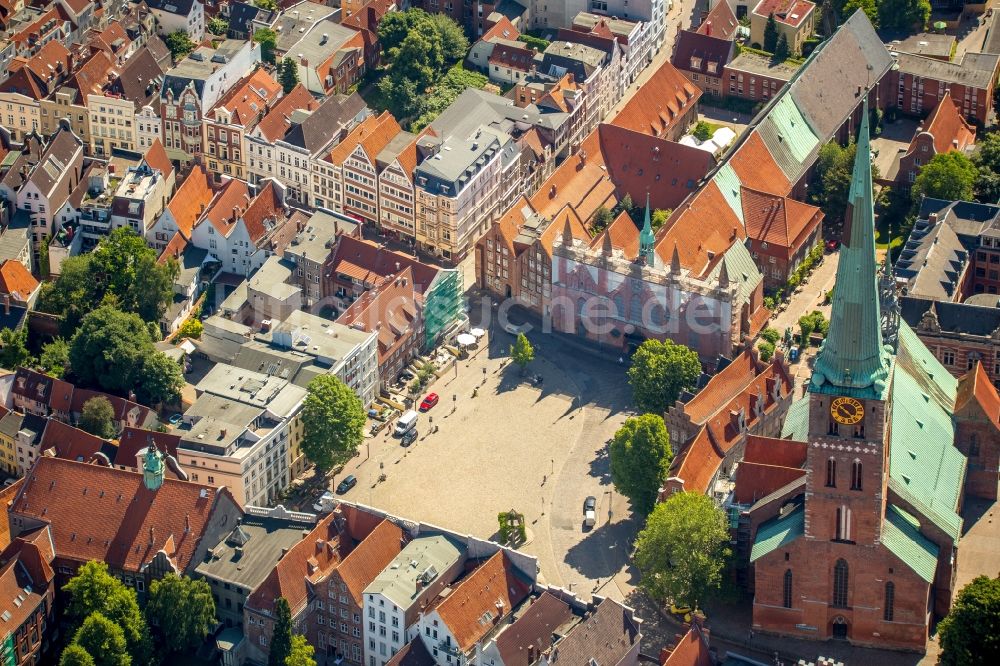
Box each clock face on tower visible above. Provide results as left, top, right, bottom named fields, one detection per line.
left=831, top=397, right=864, bottom=425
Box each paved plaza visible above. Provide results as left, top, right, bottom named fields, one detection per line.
left=332, top=304, right=638, bottom=599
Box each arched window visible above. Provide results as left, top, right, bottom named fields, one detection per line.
left=884, top=581, right=895, bottom=621
left=851, top=460, right=863, bottom=491
left=826, top=458, right=837, bottom=487
left=613, top=293, right=625, bottom=321
left=835, top=505, right=852, bottom=542
left=783, top=569, right=793, bottom=609
left=629, top=293, right=642, bottom=324
left=833, top=559, right=849, bottom=608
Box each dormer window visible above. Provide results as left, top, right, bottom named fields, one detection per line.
left=707, top=61, right=718, bottom=75
left=690, top=56, right=702, bottom=70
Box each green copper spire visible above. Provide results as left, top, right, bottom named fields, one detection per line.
left=810, top=97, right=891, bottom=400
left=640, top=193, right=655, bottom=266
left=143, top=444, right=165, bottom=491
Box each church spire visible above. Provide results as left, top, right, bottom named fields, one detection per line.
left=810, top=97, right=891, bottom=399
left=640, top=193, right=655, bottom=267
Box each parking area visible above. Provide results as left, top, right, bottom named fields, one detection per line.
left=330, top=304, right=638, bottom=599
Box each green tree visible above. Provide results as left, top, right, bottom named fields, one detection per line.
left=757, top=340, right=775, bottom=361
left=939, top=575, right=1000, bottom=666
left=634, top=492, right=731, bottom=607
left=69, top=306, right=152, bottom=393
left=36, top=255, right=98, bottom=335
left=773, top=33, right=790, bottom=62
left=426, top=13, right=469, bottom=63
left=79, top=397, right=116, bottom=439
left=812, top=140, right=878, bottom=224
left=59, top=644, right=96, bottom=666
left=878, top=0, right=930, bottom=31
left=147, top=573, right=216, bottom=652
left=627, top=339, right=701, bottom=414
left=208, top=16, right=228, bottom=36
left=165, top=31, right=195, bottom=59
left=760, top=327, right=781, bottom=344
left=0, top=327, right=33, bottom=370
left=176, top=318, right=204, bottom=340
left=510, top=333, right=534, bottom=374
left=692, top=121, right=712, bottom=142
left=591, top=206, right=614, bottom=234
left=377, top=9, right=422, bottom=54
left=279, top=57, right=300, bottom=94
left=268, top=597, right=293, bottom=666
left=72, top=613, right=130, bottom=666
left=301, top=375, right=365, bottom=474
left=254, top=28, right=278, bottom=64
left=255, top=0, right=278, bottom=9
left=842, top=0, right=879, bottom=28
left=651, top=209, right=671, bottom=231
left=609, top=415, right=672, bottom=514
left=798, top=310, right=829, bottom=346
left=136, top=352, right=184, bottom=406
left=286, top=634, right=317, bottom=666
left=763, top=13, right=779, bottom=51
left=63, top=561, right=151, bottom=662
left=913, top=151, right=978, bottom=205
left=411, top=64, right=489, bottom=130
left=39, top=337, right=70, bottom=377
left=974, top=131, right=1000, bottom=203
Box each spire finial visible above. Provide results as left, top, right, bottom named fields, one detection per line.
left=639, top=193, right=655, bottom=267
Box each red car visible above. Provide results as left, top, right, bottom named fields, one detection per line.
left=419, top=393, right=439, bottom=411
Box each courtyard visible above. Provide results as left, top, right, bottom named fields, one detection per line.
left=331, top=299, right=639, bottom=600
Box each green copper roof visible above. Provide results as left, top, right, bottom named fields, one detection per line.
left=640, top=193, right=655, bottom=266
left=887, top=321, right=965, bottom=542
left=750, top=503, right=804, bottom=562
left=780, top=397, right=809, bottom=440
left=882, top=504, right=940, bottom=583
left=711, top=164, right=745, bottom=224
left=810, top=98, right=891, bottom=400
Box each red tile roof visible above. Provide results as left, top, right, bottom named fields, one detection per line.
left=326, top=111, right=400, bottom=166
left=743, top=435, right=807, bottom=467
left=202, top=178, right=251, bottom=237
left=158, top=231, right=188, bottom=264
left=956, top=361, right=1000, bottom=423
left=0, top=537, right=51, bottom=633
left=0, top=40, right=71, bottom=99
left=590, top=211, right=640, bottom=258
left=669, top=427, right=724, bottom=494
left=489, top=42, right=534, bottom=71
left=698, top=0, right=740, bottom=38
left=256, top=84, right=320, bottom=142
left=727, top=131, right=791, bottom=195
left=918, top=91, right=977, bottom=155
left=10, top=456, right=239, bottom=574
left=661, top=623, right=713, bottom=666
left=733, top=462, right=806, bottom=504
left=681, top=350, right=761, bottom=424
left=143, top=139, right=173, bottom=179
left=753, top=0, right=815, bottom=27
left=39, top=420, right=111, bottom=463
left=327, top=235, right=439, bottom=290
left=167, top=165, right=213, bottom=239
left=211, top=68, right=281, bottom=127
left=335, top=519, right=404, bottom=606
left=611, top=61, right=701, bottom=138
left=117, top=428, right=181, bottom=471
left=241, top=181, right=283, bottom=244
left=67, top=50, right=114, bottom=96
left=336, top=267, right=421, bottom=364
left=741, top=187, right=823, bottom=255
left=0, top=480, right=24, bottom=551
left=481, top=15, right=519, bottom=42
left=70, top=389, right=153, bottom=429
left=654, top=180, right=743, bottom=277
left=434, top=551, right=532, bottom=653
left=0, top=260, right=39, bottom=303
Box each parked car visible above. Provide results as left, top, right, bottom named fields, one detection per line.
left=825, top=239, right=840, bottom=252
left=312, top=491, right=335, bottom=513
left=419, top=393, right=439, bottom=411
left=400, top=369, right=414, bottom=380
left=583, top=496, right=596, bottom=513
left=401, top=429, right=418, bottom=446
left=503, top=322, right=529, bottom=335
left=583, top=495, right=597, bottom=527
left=336, top=475, right=357, bottom=494
left=168, top=413, right=183, bottom=426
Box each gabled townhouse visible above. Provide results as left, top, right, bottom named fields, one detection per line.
left=336, top=267, right=425, bottom=390
left=147, top=163, right=214, bottom=251
left=8, top=124, right=84, bottom=260
left=189, top=179, right=290, bottom=277
left=538, top=31, right=621, bottom=136
left=896, top=92, right=976, bottom=192
left=7, top=455, right=244, bottom=594
left=6, top=5, right=72, bottom=63
left=340, top=0, right=396, bottom=71
left=39, top=50, right=114, bottom=154
left=0, top=406, right=26, bottom=475
left=413, top=550, right=532, bottom=665
left=54, top=0, right=95, bottom=33
left=376, top=131, right=419, bottom=242
left=0, top=526, right=57, bottom=666
left=670, top=0, right=738, bottom=98
left=85, top=21, right=138, bottom=65
left=202, top=68, right=281, bottom=182
left=88, top=46, right=168, bottom=156
left=749, top=0, right=815, bottom=56
left=225, top=1, right=277, bottom=40
left=280, top=209, right=360, bottom=310
left=245, top=83, right=319, bottom=191
left=321, top=111, right=402, bottom=226
left=286, top=20, right=365, bottom=97
left=246, top=90, right=368, bottom=206
left=160, top=39, right=261, bottom=165
left=572, top=12, right=651, bottom=93
left=9, top=368, right=73, bottom=423
left=146, top=0, right=205, bottom=42
left=0, top=40, right=72, bottom=141
left=68, top=387, right=157, bottom=433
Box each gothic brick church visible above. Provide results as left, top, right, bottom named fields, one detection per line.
left=748, top=100, right=1000, bottom=651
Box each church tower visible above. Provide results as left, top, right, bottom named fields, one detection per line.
left=640, top=193, right=655, bottom=267
left=804, top=98, right=893, bottom=547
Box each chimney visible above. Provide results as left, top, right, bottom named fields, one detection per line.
left=149, top=526, right=155, bottom=545
left=184, top=514, right=190, bottom=533
left=2, top=294, right=9, bottom=316
left=928, top=212, right=939, bottom=224
left=705, top=21, right=711, bottom=36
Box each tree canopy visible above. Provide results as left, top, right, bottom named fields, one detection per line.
left=411, top=65, right=489, bottom=130
left=0, top=327, right=33, bottom=370
left=609, top=415, right=673, bottom=514
left=913, top=151, right=978, bottom=204
left=147, top=574, right=217, bottom=653
left=301, top=375, right=365, bottom=473
left=208, top=16, right=229, bottom=36
left=165, top=31, right=195, bottom=60
left=510, top=333, right=534, bottom=373
left=279, top=57, right=300, bottom=94
left=763, top=13, right=778, bottom=52
left=634, top=492, right=731, bottom=607
left=72, top=613, right=130, bottom=666
left=59, top=644, right=97, bottom=666
left=268, top=597, right=294, bottom=666
left=79, top=397, right=116, bottom=439
left=254, top=28, right=278, bottom=64
left=938, top=575, right=1000, bottom=665
left=68, top=307, right=149, bottom=394
left=39, top=337, right=70, bottom=377
left=286, top=634, right=317, bottom=666
left=974, top=132, right=1000, bottom=204
left=627, top=339, right=701, bottom=414
left=63, top=561, right=151, bottom=663
left=878, top=0, right=930, bottom=31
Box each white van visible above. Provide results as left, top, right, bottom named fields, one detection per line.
left=394, top=410, right=418, bottom=436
